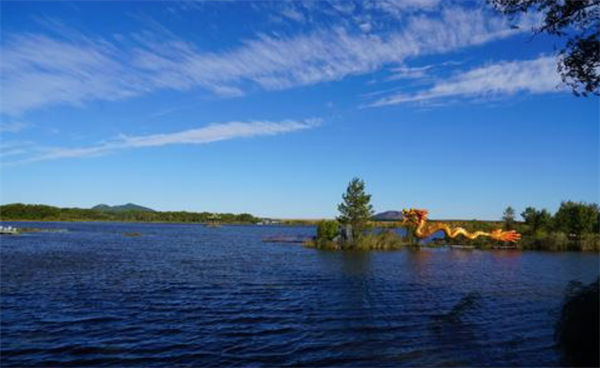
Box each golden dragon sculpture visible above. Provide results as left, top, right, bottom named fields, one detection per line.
left=400, top=209, right=521, bottom=243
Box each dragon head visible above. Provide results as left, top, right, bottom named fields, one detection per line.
left=402, top=208, right=429, bottom=225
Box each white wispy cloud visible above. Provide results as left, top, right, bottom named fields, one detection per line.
left=387, top=60, right=464, bottom=81
left=0, top=120, right=29, bottom=133
left=121, top=119, right=320, bottom=147
left=0, top=33, right=146, bottom=116
left=132, top=6, right=527, bottom=92
left=2, top=119, right=320, bottom=166
left=0, top=140, right=36, bottom=159
left=388, top=65, right=434, bottom=81
left=0, top=5, right=532, bottom=116
left=369, top=56, right=563, bottom=107
left=165, top=0, right=242, bottom=14
left=369, top=0, right=444, bottom=16
left=280, top=6, right=305, bottom=23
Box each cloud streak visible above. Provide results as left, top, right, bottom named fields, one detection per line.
left=369, top=56, right=563, bottom=107
left=0, top=33, right=145, bottom=116
left=2, top=119, right=320, bottom=166
left=129, top=6, right=529, bottom=92
left=0, top=120, right=29, bottom=133
left=369, top=0, right=444, bottom=16
left=1, top=5, right=533, bottom=116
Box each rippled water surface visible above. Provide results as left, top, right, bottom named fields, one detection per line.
left=1, top=222, right=598, bottom=367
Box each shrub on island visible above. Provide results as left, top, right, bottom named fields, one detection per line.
left=316, top=220, right=339, bottom=242
left=305, top=223, right=411, bottom=251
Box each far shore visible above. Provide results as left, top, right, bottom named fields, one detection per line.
left=0, top=218, right=269, bottom=226
left=0, top=218, right=507, bottom=227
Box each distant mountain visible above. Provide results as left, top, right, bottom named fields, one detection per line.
left=92, top=203, right=155, bottom=212
left=373, top=210, right=404, bottom=221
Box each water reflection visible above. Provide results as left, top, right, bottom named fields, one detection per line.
left=405, top=248, right=433, bottom=277
left=339, top=251, right=372, bottom=277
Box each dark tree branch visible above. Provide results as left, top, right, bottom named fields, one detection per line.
left=488, top=0, right=600, bottom=96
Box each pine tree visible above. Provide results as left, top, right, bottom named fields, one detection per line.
left=337, top=177, right=374, bottom=241
left=503, top=206, right=516, bottom=230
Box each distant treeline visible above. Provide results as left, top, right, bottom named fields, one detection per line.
left=430, top=201, right=600, bottom=251
left=0, top=203, right=260, bottom=224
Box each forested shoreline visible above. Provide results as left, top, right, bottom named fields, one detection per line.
left=0, top=203, right=260, bottom=224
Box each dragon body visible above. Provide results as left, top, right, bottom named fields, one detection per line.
left=401, top=209, right=521, bottom=243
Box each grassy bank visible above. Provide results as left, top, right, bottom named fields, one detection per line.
left=307, top=230, right=600, bottom=252
left=305, top=228, right=415, bottom=251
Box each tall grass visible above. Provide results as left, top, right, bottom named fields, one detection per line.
left=305, top=229, right=411, bottom=251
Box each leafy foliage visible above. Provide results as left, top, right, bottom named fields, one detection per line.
left=553, top=201, right=599, bottom=237
left=521, top=207, right=552, bottom=233
left=316, top=220, right=339, bottom=241
left=489, top=0, right=600, bottom=96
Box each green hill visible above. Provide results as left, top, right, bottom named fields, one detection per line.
left=92, top=203, right=155, bottom=212
left=373, top=211, right=404, bottom=221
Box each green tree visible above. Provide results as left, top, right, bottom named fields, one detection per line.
left=316, top=220, right=339, bottom=241
left=489, top=0, right=600, bottom=96
left=337, top=177, right=374, bottom=241
left=237, top=213, right=258, bottom=223
left=503, top=206, right=516, bottom=230
left=554, top=201, right=599, bottom=237
left=537, top=209, right=553, bottom=231
left=521, top=207, right=538, bottom=226
left=521, top=206, right=553, bottom=234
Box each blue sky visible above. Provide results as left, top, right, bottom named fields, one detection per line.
left=0, top=0, right=598, bottom=220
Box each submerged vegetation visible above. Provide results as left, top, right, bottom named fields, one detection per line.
left=0, top=203, right=260, bottom=224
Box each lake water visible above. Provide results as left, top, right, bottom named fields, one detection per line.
left=1, top=221, right=598, bottom=367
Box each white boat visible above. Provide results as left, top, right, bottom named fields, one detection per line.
left=0, top=225, right=20, bottom=235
